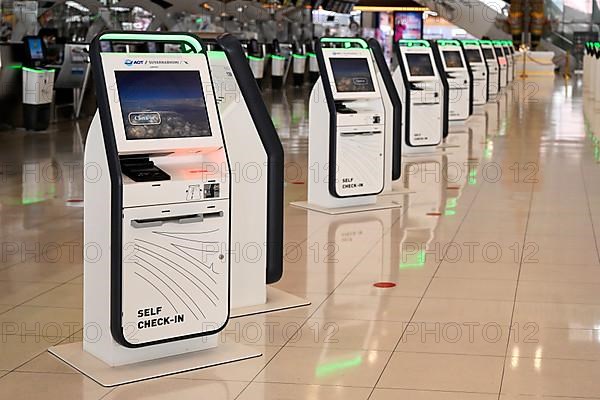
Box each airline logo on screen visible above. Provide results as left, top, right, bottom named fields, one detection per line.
left=123, top=59, right=190, bottom=66
left=129, top=112, right=161, bottom=126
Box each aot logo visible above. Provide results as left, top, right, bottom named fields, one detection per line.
left=129, top=112, right=161, bottom=126
left=124, top=59, right=144, bottom=66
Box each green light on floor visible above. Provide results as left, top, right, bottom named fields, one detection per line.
left=22, top=196, right=46, bottom=205
left=315, top=355, right=363, bottom=378
left=468, top=168, right=477, bottom=185
left=446, top=198, right=457, bottom=209
left=445, top=209, right=457, bottom=216
left=400, top=250, right=426, bottom=269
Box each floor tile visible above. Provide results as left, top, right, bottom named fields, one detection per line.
left=371, top=389, right=498, bottom=400
left=501, top=357, right=600, bottom=398
left=0, top=371, right=110, bottom=400
left=255, top=347, right=390, bottom=387
left=377, top=352, right=504, bottom=393
left=425, top=277, right=517, bottom=301
left=237, top=382, right=371, bottom=400
left=312, top=294, right=420, bottom=322
left=103, top=378, right=248, bottom=400
left=413, top=298, right=514, bottom=326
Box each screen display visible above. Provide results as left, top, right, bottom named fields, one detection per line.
left=465, top=49, right=482, bottom=63
left=405, top=53, right=435, bottom=76
left=329, top=58, right=375, bottom=92
left=483, top=48, right=495, bottom=60
left=99, top=41, right=113, bottom=52
left=27, top=38, right=44, bottom=60
left=394, top=12, right=423, bottom=41
left=494, top=47, right=504, bottom=58
left=443, top=50, right=464, bottom=68
left=115, top=70, right=212, bottom=140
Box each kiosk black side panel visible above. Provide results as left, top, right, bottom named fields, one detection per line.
left=367, top=38, right=401, bottom=181
left=393, top=41, right=414, bottom=147
left=315, top=39, right=340, bottom=198
left=431, top=42, right=450, bottom=139
left=216, top=34, right=284, bottom=285
left=89, top=36, right=126, bottom=348
left=460, top=44, right=475, bottom=116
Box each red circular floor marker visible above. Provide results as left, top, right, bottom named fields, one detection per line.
left=447, top=186, right=460, bottom=190
left=373, top=282, right=397, bottom=288
left=426, top=212, right=442, bottom=216
left=66, top=199, right=83, bottom=203
left=290, top=181, right=305, bottom=185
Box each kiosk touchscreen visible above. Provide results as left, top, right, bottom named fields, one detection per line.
left=307, top=37, right=401, bottom=209
left=461, top=40, right=488, bottom=105
left=84, top=33, right=233, bottom=366
left=480, top=40, right=500, bottom=98
left=392, top=39, right=445, bottom=150
left=493, top=41, right=508, bottom=88
left=432, top=39, right=472, bottom=122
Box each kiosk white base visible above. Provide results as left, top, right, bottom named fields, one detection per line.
left=231, top=287, right=310, bottom=318
left=48, top=342, right=261, bottom=387
left=290, top=199, right=402, bottom=215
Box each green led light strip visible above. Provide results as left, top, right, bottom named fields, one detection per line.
left=247, top=55, right=264, bottom=61
left=479, top=39, right=493, bottom=45
left=22, top=66, right=54, bottom=73
left=398, top=39, right=430, bottom=47
left=292, top=53, right=307, bottom=59
left=438, top=39, right=461, bottom=46
left=461, top=40, right=480, bottom=46
left=270, top=54, right=286, bottom=60
left=320, top=37, right=368, bottom=49
left=99, top=33, right=204, bottom=53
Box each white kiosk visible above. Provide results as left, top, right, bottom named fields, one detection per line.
left=49, top=32, right=306, bottom=387
left=432, top=39, right=472, bottom=122
left=493, top=41, right=508, bottom=88
left=480, top=40, right=500, bottom=98
left=299, top=37, right=402, bottom=212
left=392, top=39, right=445, bottom=152
left=502, top=41, right=515, bottom=83
left=462, top=39, right=489, bottom=105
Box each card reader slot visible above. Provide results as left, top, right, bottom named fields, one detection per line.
left=130, top=211, right=224, bottom=228
left=340, top=131, right=382, bottom=136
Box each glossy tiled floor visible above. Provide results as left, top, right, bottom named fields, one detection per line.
left=1, top=76, right=600, bottom=399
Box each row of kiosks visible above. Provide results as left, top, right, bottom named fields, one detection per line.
left=393, top=39, right=446, bottom=150
left=58, top=32, right=308, bottom=382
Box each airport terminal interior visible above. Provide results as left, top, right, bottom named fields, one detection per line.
left=2, top=0, right=600, bottom=399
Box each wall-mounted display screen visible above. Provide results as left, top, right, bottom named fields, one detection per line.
left=394, top=12, right=423, bottom=41
left=465, top=49, right=483, bottom=63
left=443, top=50, right=464, bottom=68
left=27, top=37, right=44, bottom=60
left=115, top=70, right=212, bottom=140
left=329, top=58, right=375, bottom=92
left=482, top=48, right=495, bottom=60
left=405, top=53, right=435, bottom=76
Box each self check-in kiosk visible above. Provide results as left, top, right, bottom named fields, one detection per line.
left=80, top=32, right=298, bottom=371
left=493, top=40, right=508, bottom=88
left=22, top=36, right=55, bottom=131
left=307, top=37, right=401, bottom=209
left=392, top=39, right=445, bottom=152
left=246, top=39, right=266, bottom=88
left=480, top=40, right=500, bottom=98
left=502, top=41, right=514, bottom=83
left=270, top=39, right=286, bottom=89
left=432, top=39, right=472, bottom=122
left=461, top=40, right=489, bottom=105
left=306, top=39, right=319, bottom=84
left=292, top=40, right=307, bottom=87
